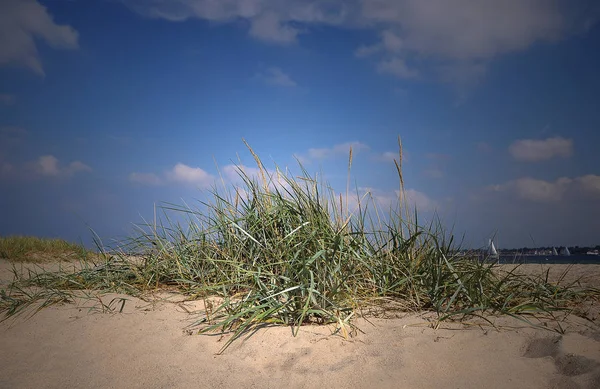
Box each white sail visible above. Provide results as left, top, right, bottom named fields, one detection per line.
left=552, top=247, right=559, bottom=256
left=561, top=247, right=571, bottom=256
left=488, top=239, right=498, bottom=256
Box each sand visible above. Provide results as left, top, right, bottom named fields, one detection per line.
left=1, top=259, right=600, bottom=389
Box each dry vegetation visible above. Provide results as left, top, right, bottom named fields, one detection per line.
left=0, top=236, right=96, bottom=262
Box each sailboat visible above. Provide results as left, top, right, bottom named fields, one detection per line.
left=560, top=246, right=571, bottom=256
left=552, top=247, right=559, bottom=256
left=488, top=239, right=499, bottom=260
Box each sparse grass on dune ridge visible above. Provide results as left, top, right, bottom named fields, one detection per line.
left=0, top=235, right=94, bottom=262
left=1, top=138, right=599, bottom=353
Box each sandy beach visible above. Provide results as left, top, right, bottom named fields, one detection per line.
left=1, top=259, right=599, bottom=389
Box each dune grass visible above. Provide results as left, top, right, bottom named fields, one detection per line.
left=0, top=235, right=93, bottom=262
left=1, top=138, right=598, bottom=353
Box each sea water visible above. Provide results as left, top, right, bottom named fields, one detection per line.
left=494, top=254, right=600, bottom=265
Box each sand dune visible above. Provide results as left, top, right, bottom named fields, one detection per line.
left=1, top=260, right=599, bottom=389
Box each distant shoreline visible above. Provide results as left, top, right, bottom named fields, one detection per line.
left=492, top=254, right=600, bottom=265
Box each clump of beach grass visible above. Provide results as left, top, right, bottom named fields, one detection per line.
left=1, top=138, right=598, bottom=353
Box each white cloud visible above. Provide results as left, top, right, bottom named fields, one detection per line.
left=167, top=163, right=214, bottom=187
left=64, top=160, right=91, bottom=176
left=304, top=141, right=370, bottom=161
left=258, top=67, right=297, bottom=87
left=249, top=12, right=300, bottom=44
left=360, top=0, right=564, bottom=60
left=377, top=57, right=419, bottom=79
left=512, top=177, right=572, bottom=202
left=377, top=151, right=398, bottom=162
left=354, top=29, right=403, bottom=57
left=358, top=187, right=438, bottom=213
left=356, top=0, right=580, bottom=86
left=222, top=164, right=291, bottom=192
left=123, top=0, right=342, bottom=44
left=401, top=188, right=438, bottom=212
left=0, top=0, right=79, bottom=75
left=487, top=175, right=600, bottom=203
left=33, top=155, right=91, bottom=178
left=575, top=175, right=600, bottom=195
left=381, top=29, right=404, bottom=52
left=509, top=137, right=573, bottom=162
left=130, top=163, right=214, bottom=187
left=0, top=133, right=93, bottom=180
left=38, top=155, right=58, bottom=176
left=0, top=94, right=15, bottom=105
left=354, top=44, right=381, bottom=58
left=122, top=0, right=577, bottom=58
left=121, top=0, right=595, bottom=88
left=129, top=172, right=163, bottom=186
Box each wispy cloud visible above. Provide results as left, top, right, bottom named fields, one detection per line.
left=121, top=0, right=595, bottom=89
left=377, top=57, right=419, bottom=79
left=130, top=163, right=215, bottom=187
left=129, top=161, right=294, bottom=194
left=29, top=155, right=92, bottom=178
left=401, top=188, right=438, bottom=212
left=488, top=177, right=571, bottom=203
left=487, top=174, right=600, bottom=203
left=354, top=44, right=381, bottom=58
left=0, top=0, right=79, bottom=75
left=257, top=67, right=297, bottom=87
left=358, top=187, right=438, bottom=213
left=464, top=174, right=600, bottom=248
left=359, top=0, right=569, bottom=86
left=355, top=29, right=404, bottom=57
left=129, top=172, right=162, bottom=186
left=360, top=0, right=565, bottom=60
left=122, top=0, right=345, bottom=44
left=166, top=163, right=215, bottom=187
left=222, top=164, right=291, bottom=193
left=0, top=131, right=93, bottom=181
left=376, top=151, right=398, bottom=163
left=297, top=141, right=370, bottom=163
left=577, top=174, right=600, bottom=195
left=0, top=94, right=15, bottom=105
left=249, top=12, right=300, bottom=44
left=509, top=137, right=573, bottom=162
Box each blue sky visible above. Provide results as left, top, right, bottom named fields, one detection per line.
left=1, top=0, right=600, bottom=249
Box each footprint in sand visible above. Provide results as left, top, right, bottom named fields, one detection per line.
left=522, top=335, right=562, bottom=358
left=522, top=335, right=600, bottom=389
left=555, top=353, right=599, bottom=376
